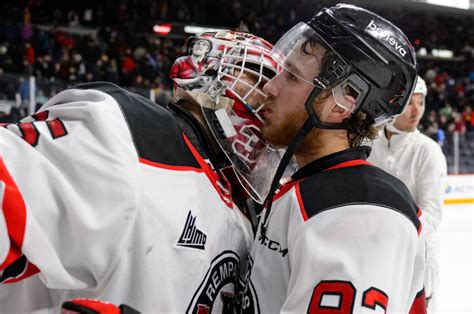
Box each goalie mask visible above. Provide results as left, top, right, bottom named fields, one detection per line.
left=170, top=31, right=284, bottom=204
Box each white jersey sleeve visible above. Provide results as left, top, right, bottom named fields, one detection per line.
left=0, top=88, right=138, bottom=288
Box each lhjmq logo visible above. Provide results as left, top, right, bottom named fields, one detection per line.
left=177, top=210, right=207, bottom=250
left=187, top=251, right=243, bottom=314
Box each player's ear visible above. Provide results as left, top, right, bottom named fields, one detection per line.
left=332, top=103, right=353, bottom=120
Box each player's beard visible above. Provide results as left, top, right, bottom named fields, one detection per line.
left=261, top=107, right=309, bottom=149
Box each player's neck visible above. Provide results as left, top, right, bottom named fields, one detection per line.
left=295, top=128, right=349, bottom=168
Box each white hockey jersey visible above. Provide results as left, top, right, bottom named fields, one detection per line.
left=242, top=147, right=427, bottom=314
left=0, top=82, right=253, bottom=313
left=368, top=128, right=447, bottom=301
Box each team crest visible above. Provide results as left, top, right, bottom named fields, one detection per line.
left=186, top=251, right=241, bottom=313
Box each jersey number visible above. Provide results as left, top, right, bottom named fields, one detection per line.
left=308, top=281, right=388, bottom=313
left=17, top=111, right=67, bottom=146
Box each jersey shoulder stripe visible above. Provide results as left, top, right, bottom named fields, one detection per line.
left=73, top=82, right=200, bottom=168
left=298, top=165, right=420, bottom=231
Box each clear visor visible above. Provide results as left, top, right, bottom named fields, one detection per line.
left=270, top=22, right=369, bottom=112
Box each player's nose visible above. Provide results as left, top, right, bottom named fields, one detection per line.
left=263, top=74, right=280, bottom=98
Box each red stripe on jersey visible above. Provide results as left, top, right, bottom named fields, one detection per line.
left=32, top=110, right=49, bottom=121
left=324, top=159, right=373, bottom=171
left=409, top=289, right=427, bottom=314
left=63, top=299, right=121, bottom=314
left=4, top=261, right=39, bottom=284
left=272, top=181, right=297, bottom=202
left=182, top=133, right=233, bottom=208
left=139, top=157, right=204, bottom=173
left=417, top=209, right=423, bottom=236
left=295, top=183, right=309, bottom=221
left=0, top=157, right=27, bottom=268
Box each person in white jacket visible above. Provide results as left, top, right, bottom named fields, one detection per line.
left=369, top=76, right=447, bottom=311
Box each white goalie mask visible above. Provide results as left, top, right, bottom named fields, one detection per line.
left=170, top=31, right=287, bottom=204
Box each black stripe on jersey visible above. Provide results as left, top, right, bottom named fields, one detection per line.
left=73, top=82, right=200, bottom=168
left=415, top=288, right=425, bottom=298
left=298, top=165, right=420, bottom=231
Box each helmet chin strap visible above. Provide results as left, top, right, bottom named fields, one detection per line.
left=258, top=86, right=348, bottom=238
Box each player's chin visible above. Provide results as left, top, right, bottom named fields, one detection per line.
left=260, top=123, right=272, bottom=142
left=409, top=120, right=420, bottom=129
left=261, top=123, right=284, bottom=148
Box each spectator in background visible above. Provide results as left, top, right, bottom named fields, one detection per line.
left=437, top=109, right=450, bottom=132
left=463, top=105, right=474, bottom=131
left=440, top=102, right=453, bottom=122
left=120, top=49, right=137, bottom=86
left=17, top=76, right=31, bottom=115
left=35, top=89, right=49, bottom=111
left=453, top=110, right=467, bottom=134
left=369, top=76, right=447, bottom=312
left=18, top=76, right=30, bottom=102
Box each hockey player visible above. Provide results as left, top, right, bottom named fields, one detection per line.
left=241, top=4, right=427, bottom=313
left=0, top=31, right=282, bottom=312
left=369, top=76, right=447, bottom=311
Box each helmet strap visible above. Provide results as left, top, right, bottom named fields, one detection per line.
left=258, top=86, right=349, bottom=237
left=258, top=115, right=315, bottom=237
left=305, top=86, right=350, bottom=131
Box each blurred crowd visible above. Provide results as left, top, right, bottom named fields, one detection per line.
left=0, top=0, right=473, bottom=139
left=422, top=68, right=474, bottom=145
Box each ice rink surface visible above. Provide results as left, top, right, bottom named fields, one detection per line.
left=436, top=203, right=473, bottom=313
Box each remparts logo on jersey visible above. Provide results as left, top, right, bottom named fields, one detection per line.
left=186, top=251, right=240, bottom=313
left=366, top=20, right=407, bottom=57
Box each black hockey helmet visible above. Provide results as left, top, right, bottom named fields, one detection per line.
left=310, top=3, right=417, bottom=125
